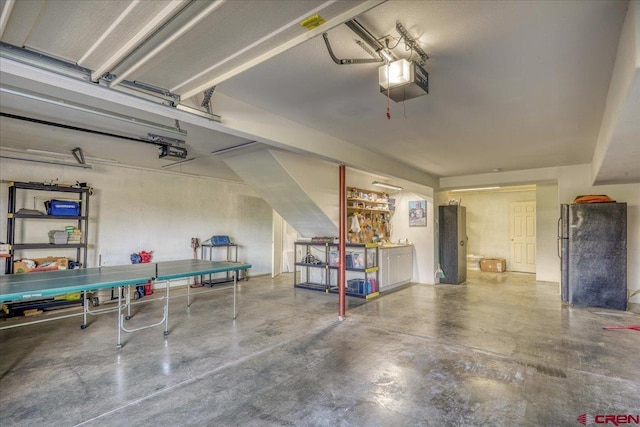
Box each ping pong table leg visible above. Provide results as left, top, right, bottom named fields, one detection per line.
left=117, top=286, right=123, bottom=349
left=187, top=278, right=191, bottom=308
left=81, top=293, right=88, bottom=329
left=164, top=280, right=170, bottom=336
left=125, top=286, right=132, bottom=320
left=233, top=272, right=237, bottom=320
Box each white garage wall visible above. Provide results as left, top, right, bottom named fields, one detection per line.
left=535, top=183, right=560, bottom=283
left=0, top=159, right=272, bottom=278
left=390, top=192, right=435, bottom=285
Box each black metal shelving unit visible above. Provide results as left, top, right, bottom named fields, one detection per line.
left=293, top=241, right=332, bottom=292
left=3, top=181, right=91, bottom=315
left=293, top=241, right=379, bottom=299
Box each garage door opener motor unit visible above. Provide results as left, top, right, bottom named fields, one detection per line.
left=148, top=134, right=188, bottom=160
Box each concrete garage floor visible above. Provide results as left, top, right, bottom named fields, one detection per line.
left=1, top=271, right=639, bottom=426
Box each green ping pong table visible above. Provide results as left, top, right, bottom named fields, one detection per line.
left=0, top=259, right=251, bottom=348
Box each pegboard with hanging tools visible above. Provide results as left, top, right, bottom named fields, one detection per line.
left=347, top=187, right=394, bottom=244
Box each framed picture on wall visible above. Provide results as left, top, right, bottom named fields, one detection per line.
left=409, top=200, right=427, bottom=226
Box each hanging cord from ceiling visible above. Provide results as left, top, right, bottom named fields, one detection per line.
left=380, top=37, right=398, bottom=119
left=385, top=64, right=391, bottom=120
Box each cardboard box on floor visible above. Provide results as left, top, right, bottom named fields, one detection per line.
left=13, top=257, right=69, bottom=274
left=480, top=258, right=506, bottom=273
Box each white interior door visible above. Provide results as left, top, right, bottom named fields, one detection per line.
left=272, top=211, right=283, bottom=278
left=510, top=201, right=536, bottom=273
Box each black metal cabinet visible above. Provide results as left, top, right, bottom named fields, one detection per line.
left=5, top=181, right=91, bottom=274
left=438, top=205, right=467, bottom=284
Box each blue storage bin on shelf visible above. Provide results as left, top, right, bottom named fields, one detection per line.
left=347, top=278, right=366, bottom=294
left=45, top=200, right=80, bottom=216
left=211, top=235, right=231, bottom=246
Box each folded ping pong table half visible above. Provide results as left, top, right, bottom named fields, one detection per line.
left=0, top=259, right=251, bottom=348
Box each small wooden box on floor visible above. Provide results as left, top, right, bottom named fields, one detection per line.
left=480, top=258, right=506, bottom=272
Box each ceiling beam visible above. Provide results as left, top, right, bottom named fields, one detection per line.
left=80, top=0, right=140, bottom=66
left=108, top=0, right=226, bottom=87
left=172, top=0, right=341, bottom=94
left=177, top=0, right=387, bottom=99
left=1, top=55, right=435, bottom=187
left=90, top=0, right=187, bottom=82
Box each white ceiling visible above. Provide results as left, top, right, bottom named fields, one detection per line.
left=0, top=0, right=638, bottom=186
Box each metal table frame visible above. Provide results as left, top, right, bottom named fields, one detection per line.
left=0, top=259, right=251, bottom=348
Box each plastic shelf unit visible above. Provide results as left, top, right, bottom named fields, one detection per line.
left=294, top=241, right=380, bottom=299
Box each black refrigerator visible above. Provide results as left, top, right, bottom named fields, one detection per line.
left=439, top=205, right=467, bottom=284
left=558, top=203, right=627, bottom=310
